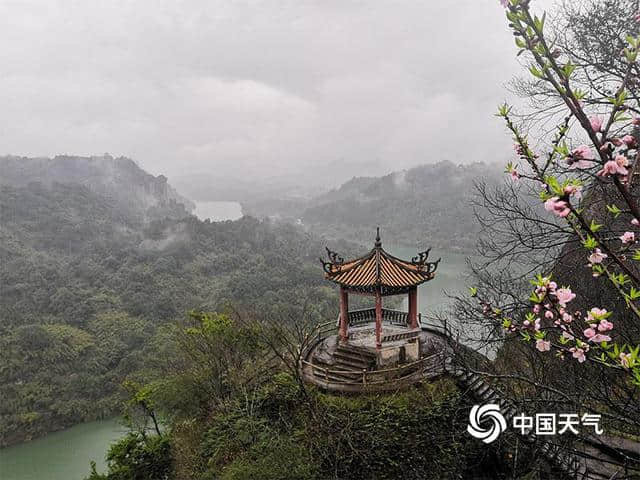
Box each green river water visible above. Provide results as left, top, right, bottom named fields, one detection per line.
left=0, top=244, right=472, bottom=480
left=0, top=418, right=126, bottom=480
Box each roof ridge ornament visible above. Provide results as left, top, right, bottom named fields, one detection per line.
left=375, top=226, right=381, bottom=247
left=411, top=248, right=431, bottom=265
left=320, top=247, right=344, bottom=274
left=411, top=248, right=441, bottom=273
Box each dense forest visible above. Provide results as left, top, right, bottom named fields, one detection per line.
left=243, top=161, right=503, bottom=252
left=82, top=311, right=525, bottom=480
left=0, top=157, right=347, bottom=446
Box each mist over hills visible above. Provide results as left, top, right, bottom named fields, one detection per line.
left=243, top=161, right=504, bottom=252
left=1, top=155, right=195, bottom=221
left=0, top=155, right=341, bottom=446
left=0, top=153, right=502, bottom=446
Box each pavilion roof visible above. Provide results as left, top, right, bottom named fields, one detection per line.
left=321, top=229, right=439, bottom=295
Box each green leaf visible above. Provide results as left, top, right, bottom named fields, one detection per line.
left=529, top=65, right=544, bottom=79
left=562, top=62, right=576, bottom=77
left=589, top=220, right=603, bottom=232
left=606, top=204, right=621, bottom=217
left=582, top=235, right=598, bottom=250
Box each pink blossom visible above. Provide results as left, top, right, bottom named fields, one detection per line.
left=555, top=287, right=576, bottom=307
left=561, top=330, right=574, bottom=341
left=533, top=304, right=541, bottom=314
left=587, top=308, right=608, bottom=322
left=500, top=0, right=509, bottom=7
left=544, top=197, right=571, bottom=217
left=620, top=352, right=632, bottom=368
left=573, top=145, right=594, bottom=159
left=562, top=312, right=573, bottom=323
left=534, top=318, right=541, bottom=331
left=617, top=154, right=629, bottom=167
left=536, top=339, right=551, bottom=352
left=620, top=231, right=635, bottom=244
left=633, top=117, right=640, bottom=126
left=545, top=310, right=554, bottom=319
left=597, top=155, right=629, bottom=177
left=589, top=116, right=603, bottom=132
left=588, top=248, right=607, bottom=264
left=567, top=145, right=595, bottom=169
left=563, top=185, right=582, bottom=199
left=510, top=169, right=520, bottom=181
left=597, top=319, right=614, bottom=332
left=622, top=135, right=636, bottom=146
left=570, top=347, right=586, bottom=363
left=632, top=218, right=640, bottom=226
left=584, top=328, right=610, bottom=343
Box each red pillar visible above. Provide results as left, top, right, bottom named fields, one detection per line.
left=339, top=287, right=349, bottom=343
left=375, top=288, right=382, bottom=349
left=408, top=287, right=418, bottom=329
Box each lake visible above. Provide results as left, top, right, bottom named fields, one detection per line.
left=0, top=418, right=126, bottom=480
left=0, top=245, right=474, bottom=480
left=386, top=245, right=471, bottom=315
left=193, top=201, right=243, bottom=221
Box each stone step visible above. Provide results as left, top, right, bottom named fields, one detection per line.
left=333, top=348, right=373, bottom=362
left=334, top=361, right=368, bottom=373
left=312, top=367, right=362, bottom=383
left=333, top=353, right=372, bottom=370
left=334, top=347, right=375, bottom=369
left=465, top=375, right=485, bottom=390
left=336, top=342, right=376, bottom=356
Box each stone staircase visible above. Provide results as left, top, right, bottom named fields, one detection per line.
left=447, top=363, right=587, bottom=478
left=312, top=344, right=376, bottom=383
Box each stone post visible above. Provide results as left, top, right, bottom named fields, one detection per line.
left=408, top=287, right=418, bottom=329
left=375, top=289, right=382, bottom=348
left=339, top=287, right=349, bottom=343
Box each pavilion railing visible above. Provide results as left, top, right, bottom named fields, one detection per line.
left=345, top=308, right=421, bottom=328
left=301, top=317, right=448, bottom=387
left=301, top=350, right=447, bottom=387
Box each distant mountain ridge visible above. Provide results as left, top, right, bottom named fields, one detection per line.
left=244, top=161, right=503, bottom=252
left=0, top=154, right=195, bottom=220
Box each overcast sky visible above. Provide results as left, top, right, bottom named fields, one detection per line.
left=0, top=0, right=555, bottom=186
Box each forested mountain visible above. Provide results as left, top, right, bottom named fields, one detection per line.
left=243, top=161, right=503, bottom=252
left=0, top=155, right=195, bottom=221
left=0, top=158, right=344, bottom=446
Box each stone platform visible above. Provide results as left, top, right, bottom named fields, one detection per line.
left=301, top=322, right=450, bottom=393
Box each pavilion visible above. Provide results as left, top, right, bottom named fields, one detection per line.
left=321, top=227, right=439, bottom=348
left=301, top=229, right=447, bottom=392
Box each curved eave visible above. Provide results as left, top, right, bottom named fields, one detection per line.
left=324, top=246, right=436, bottom=293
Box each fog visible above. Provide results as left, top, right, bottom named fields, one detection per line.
left=1, top=0, right=553, bottom=187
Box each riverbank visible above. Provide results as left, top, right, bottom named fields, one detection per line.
left=0, top=418, right=125, bottom=480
